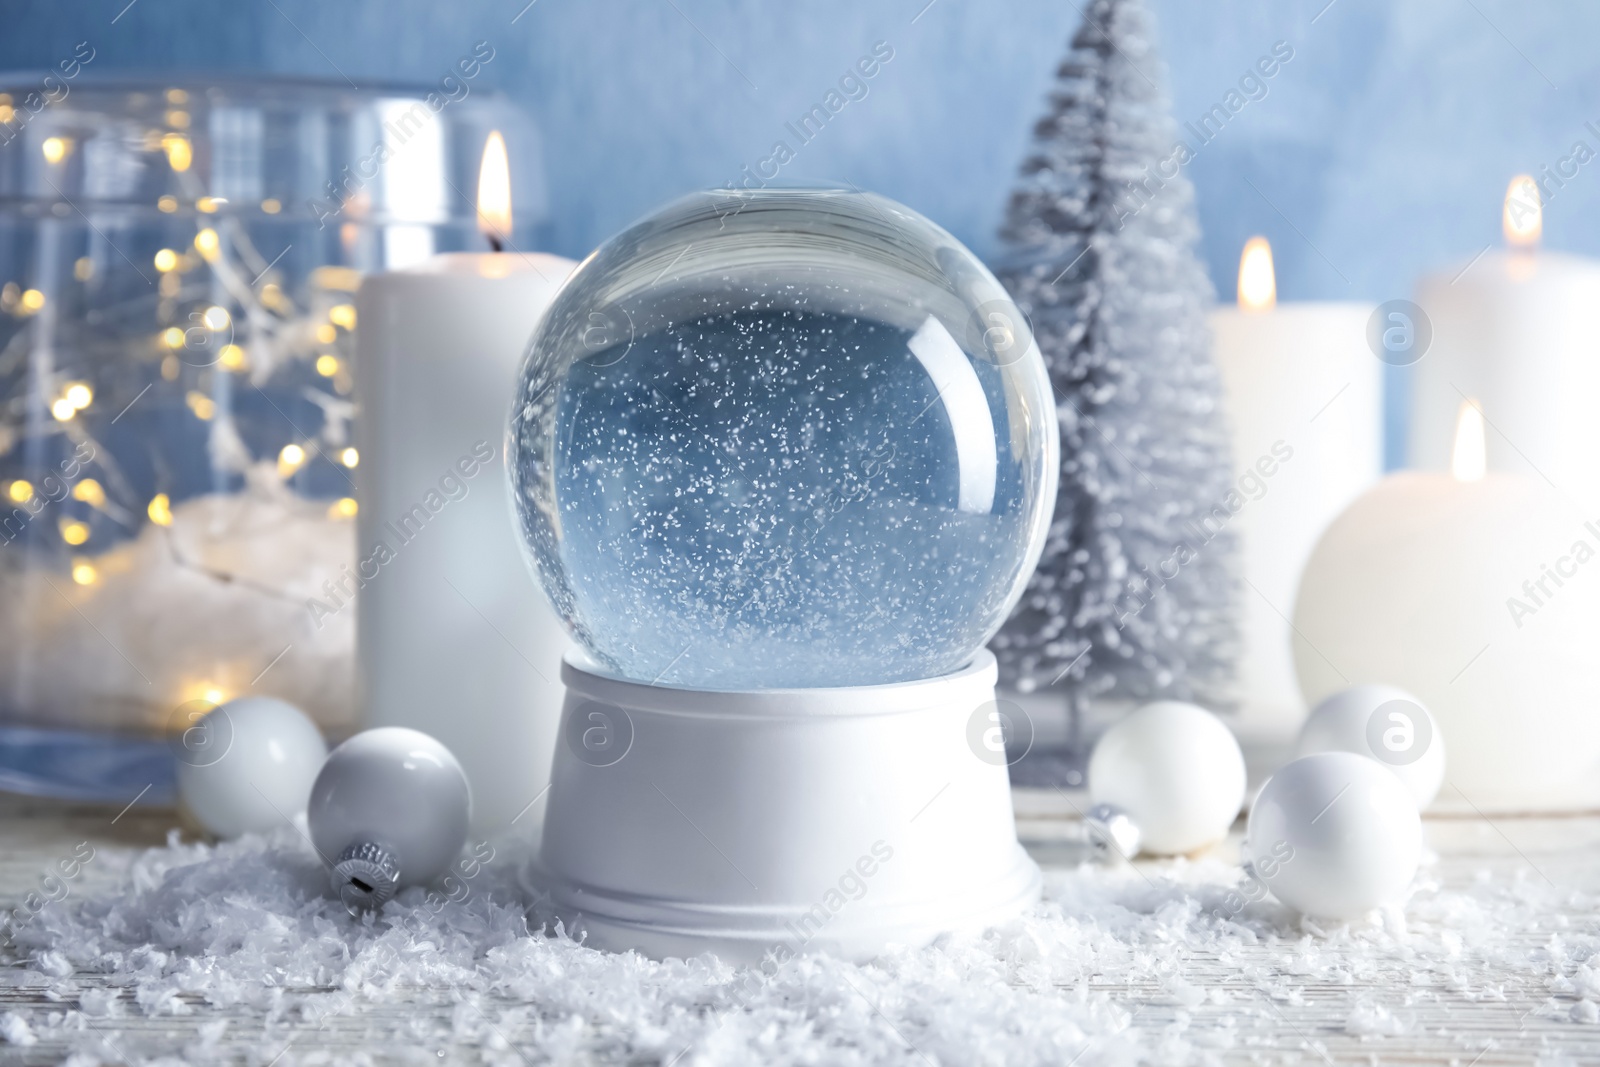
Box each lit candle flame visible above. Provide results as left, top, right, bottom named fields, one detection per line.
left=477, top=131, right=512, bottom=250
left=1451, top=399, right=1487, bottom=482
left=1237, top=236, right=1276, bottom=312
left=1503, top=174, right=1541, bottom=249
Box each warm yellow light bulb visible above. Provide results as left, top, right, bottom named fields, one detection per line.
left=261, top=198, right=282, bottom=215
left=64, top=382, right=92, bottom=409
left=20, top=289, right=45, bottom=313
left=329, top=304, right=357, bottom=330
left=194, top=228, right=220, bottom=261
left=315, top=323, right=337, bottom=345
left=41, top=137, right=69, bottom=164
left=340, top=447, right=359, bottom=468
left=329, top=497, right=359, bottom=520
left=196, top=196, right=223, bottom=214
left=71, top=562, right=97, bottom=586
left=148, top=493, right=174, bottom=526
left=315, top=354, right=340, bottom=377
left=278, top=443, right=307, bottom=476
left=161, top=133, right=192, bottom=173
left=202, top=305, right=230, bottom=330
left=7, top=480, right=33, bottom=504
left=218, top=344, right=247, bottom=370
left=59, top=519, right=89, bottom=546
left=162, top=326, right=186, bottom=349
left=260, top=283, right=289, bottom=312
left=72, top=479, right=106, bottom=507
left=73, top=257, right=94, bottom=282
left=51, top=398, right=76, bottom=421
left=153, top=248, right=179, bottom=272
left=185, top=391, right=216, bottom=420
left=157, top=195, right=179, bottom=213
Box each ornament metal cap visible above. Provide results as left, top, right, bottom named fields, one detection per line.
left=1084, top=803, right=1142, bottom=861
left=332, top=841, right=399, bottom=910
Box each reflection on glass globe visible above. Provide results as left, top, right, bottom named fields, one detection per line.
left=509, top=188, right=1057, bottom=690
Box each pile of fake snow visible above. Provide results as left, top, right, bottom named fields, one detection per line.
left=3, top=828, right=1599, bottom=1065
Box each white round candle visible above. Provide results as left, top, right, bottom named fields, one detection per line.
left=1210, top=237, right=1382, bottom=737
left=1293, top=407, right=1600, bottom=810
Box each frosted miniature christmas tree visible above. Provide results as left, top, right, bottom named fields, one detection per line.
left=989, top=0, right=1238, bottom=772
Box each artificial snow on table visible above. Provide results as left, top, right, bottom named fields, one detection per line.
left=4, top=824, right=1600, bottom=1065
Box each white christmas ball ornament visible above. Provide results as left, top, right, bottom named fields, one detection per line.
left=1297, top=684, right=1445, bottom=808
left=1087, top=701, right=1247, bottom=855
left=174, top=696, right=328, bottom=839
left=308, top=727, right=471, bottom=908
left=1245, top=752, right=1421, bottom=919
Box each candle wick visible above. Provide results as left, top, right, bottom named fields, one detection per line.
left=487, top=233, right=504, bottom=254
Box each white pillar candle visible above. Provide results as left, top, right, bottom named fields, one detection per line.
left=1294, top=402, right=1600, bottom=812
left=1209, top=237, right=1382, bottom=738
left=1411, top=175, right=1600, bottom=512
left=354, top=133, right=576, bottom=835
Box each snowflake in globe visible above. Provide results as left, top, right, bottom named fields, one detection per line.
left=509, top=189, right=1057, bottom=689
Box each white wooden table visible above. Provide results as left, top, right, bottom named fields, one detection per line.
left=2, top=792, right=1598, bottom=1065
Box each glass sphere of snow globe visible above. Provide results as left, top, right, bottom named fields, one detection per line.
left=509, top=188, right=1058, bottom=690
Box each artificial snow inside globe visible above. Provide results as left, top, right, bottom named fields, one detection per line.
left=510, top=188, right=1057, bottom=962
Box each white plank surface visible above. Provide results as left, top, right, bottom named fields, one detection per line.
left=2, top=794, right=1598, bottom=1064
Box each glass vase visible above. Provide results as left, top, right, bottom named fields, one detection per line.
left=0, top=74, right=544, bottom=802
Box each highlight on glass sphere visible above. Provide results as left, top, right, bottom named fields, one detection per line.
left=509, top=187, right=1058, bottom=690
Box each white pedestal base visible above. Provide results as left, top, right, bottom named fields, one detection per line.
left=525, top=650, right=1041, bottom=963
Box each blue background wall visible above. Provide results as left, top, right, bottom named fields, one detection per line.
left=6, top=0, right=1599, bottom=461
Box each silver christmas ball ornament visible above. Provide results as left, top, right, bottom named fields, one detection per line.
left=1084, top=802, right=1143, bottom=861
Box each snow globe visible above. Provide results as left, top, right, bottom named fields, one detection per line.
left=510, top=188, right=1057, bottom=961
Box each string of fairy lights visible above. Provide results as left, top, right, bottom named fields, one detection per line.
left=1, top=85, right=366, bottom=706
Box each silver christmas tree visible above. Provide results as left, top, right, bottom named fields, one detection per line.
left=991, top=0, right=1238, bottom=750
